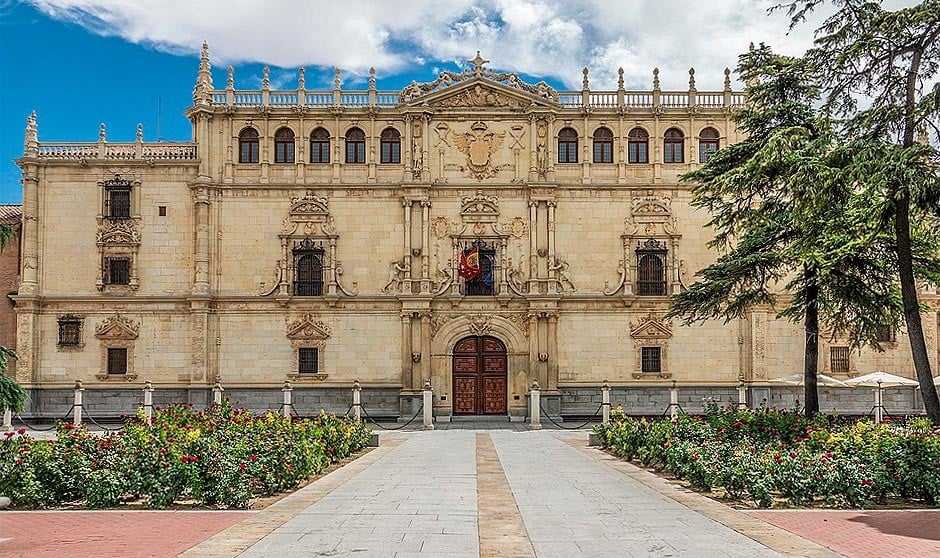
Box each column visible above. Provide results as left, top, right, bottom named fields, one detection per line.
left=547, top=313, right=559, bottom=391
left=528, top=115, right=538, bottom=181
left=528, top=201, right=538, bottom=286
left=401, top=313, right=413, bottom=391
left=421, top=113, right=431, bottom=182
left=192, top=184, right=211, bottom=295
left=403, top=200, right=413, bottom=280
left=421, top=200, right=431, bottom=291
left=418, top=313, right=431, bottom=390
left=528, top=314, right=540, bottom=390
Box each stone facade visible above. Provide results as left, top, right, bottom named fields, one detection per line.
left=13, top=46, right=939, bottom=419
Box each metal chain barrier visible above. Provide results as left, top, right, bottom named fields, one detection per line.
left=539, top=402, right=603, bottom=430
left=82, top=413, right=125, bottom=432
left=13, top=405, right=76, bottom=432
left=360, top=402, right=424, bottom=430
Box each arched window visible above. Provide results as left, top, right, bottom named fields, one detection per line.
left=593, top=127, right=614, bottom=163
left=274, top=128, right=295, bottom=163
left=636, top=239, right=667, bottom=295
left=309, top=128, right=330, bottom=163
left=238, top=128, right=259, bottom=163
left=380, top=128, right=401, bottom=163
left=345, top=127, right=366, bottom=164
left=293, top=239, right=324, bottom=296
left=628, top=127, right=649, bottom=164
left=557, top=127, right=578, bottom=163
left=663, top=128, right=685, bottom=163
left=699, top=127, right=720, bottom=163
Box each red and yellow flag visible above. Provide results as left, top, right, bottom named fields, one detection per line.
left=458, top=246, right=480, bottom=281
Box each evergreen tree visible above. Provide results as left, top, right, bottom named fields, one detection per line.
left=779, top=0, right=940, bottom=421
left=669, top=46, right=904, bottom=417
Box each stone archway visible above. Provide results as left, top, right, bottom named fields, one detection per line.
left=452, top=335, right=507, bottom=415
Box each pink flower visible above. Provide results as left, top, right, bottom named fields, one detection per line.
left=17, top=428, right=26, bottom=435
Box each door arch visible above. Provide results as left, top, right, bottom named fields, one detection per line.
left=452, top=335, right=507, bottom=415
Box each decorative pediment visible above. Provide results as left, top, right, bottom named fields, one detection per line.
left=97, top=220, right=141, bottom=246
left=286, top=314, right=332, bottom=340
left=630, top=314, right=673, bottom=339
left=632, top=190, right=672, bottom=217
left=399, top=52, right=559, bottom=107
left=282, top=191, right=336, bottom=237
left=95, top=315, right=140, bottom=340
left=461, top=190, right=500, bottom=222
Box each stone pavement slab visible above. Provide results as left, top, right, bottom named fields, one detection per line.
left=491, top=431, right=785, bottom=557
left=749, top=510, right=940, bottom=558
left=239, top=431, right=480, bottom=557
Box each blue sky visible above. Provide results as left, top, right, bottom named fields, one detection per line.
left=1, top=0, right=877, bottom=205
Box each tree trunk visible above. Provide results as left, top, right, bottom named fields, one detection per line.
left=898, top=48, right=940, bottom=423
left=804, top=267, right=820, bottom=418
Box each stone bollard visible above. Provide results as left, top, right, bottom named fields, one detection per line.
left=142, top=380, right=154, bottom=424
left=73, top=379, right=84, bottom=426
left=212, top=381, right=224, bottom=406
left=422, top=379, right=434, bottom=430
left=602, top=380, right=611, bottom=424
left=669, top=380, right=678, bottom=420
left=282, top=380, right=293, bottom=418
left=352, top=380, right=362, bottom=422
left=737, top=381, right=748, bottom=409
left=2, top=409, right=11, bottom=433
left=529, top=381, right=542, bottom=430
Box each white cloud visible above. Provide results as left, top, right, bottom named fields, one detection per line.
left=26, top=0, right=869, bottom=91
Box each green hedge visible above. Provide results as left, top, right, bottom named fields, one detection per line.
left=594, top=405, right=940, bottom=508
left=0, top=401, right=372, bottom=509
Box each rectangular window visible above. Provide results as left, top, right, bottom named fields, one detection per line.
left=381, top=142, right=401, bottom=163
left=107, top=347, right=128, bottom=375
left=275, top=143, right=295, bottom=163
left=298, top=347, right=319, bottom=374
left=240, top=141, right=259, bottom=163
left=876, top=326, right=895, bottom=343
left=593, top=143, right=613, bottom=163
left=830, top=347, right=850, bottom=374
left=629, top=143, right=648, bottom=163
left=58, top=318, right=81, bottom=346
left=346, top=142, right=365, bottom=163
left=641, top=347, right=661, bottom=374
left=104, top=257, right=131, bottom=285
left=108, top=189, right=131, bottom=219
left=664, top=143, right=684, bottom=163
left=465, top=248, right=497, bottom=296
left=699, top=143, right=718, bottom=163
left=558, top=143, right=578, bottom=163
left=311, top=143, right=330, bottom=163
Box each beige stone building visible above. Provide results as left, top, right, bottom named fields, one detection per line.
left=13, top=46, right=938, bottom=419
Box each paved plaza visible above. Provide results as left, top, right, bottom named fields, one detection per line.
left=2, top=429, right=939, bottom=557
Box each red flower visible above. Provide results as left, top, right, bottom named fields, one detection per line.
left=894, top=474, right=901, bottom=481
left=773, top=453, right=783, bottom=464
left=239, top=463, right=247, bottom=470
left=17, top=428, right=26, bottom=435
left=790, top=452, right=797, bottom=459
left=15, top=458, right=23, bottom=465
left=249, top=454, right=258, bottom=462
left=63, top=422, right=75, bottom=430
left=861, top=479, right=873, bottom=486
left=3, top=432, right=13, bottom=438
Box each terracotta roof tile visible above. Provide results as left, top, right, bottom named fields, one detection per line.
left=0, top=205, right=22, bottom=226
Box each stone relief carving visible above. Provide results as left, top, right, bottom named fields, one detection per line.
left=382, top=258, right=410, bottom=294
left=450, top=121, right=506, bottom=180
left=399, top=51, right=559, bottom=104
left=629, top=314, right=673, bottom=339
left=286, top=314, right=332, bottom=339
left=536, top=120, right=549, bottom=179
left=548, top=256, right=577, bottom=292
left=431, top=216, right=452, bottom=240
left=460, top=189, right=500, bottom=222
left=468, top=315, right=492, bottom=336
left=631, top=189, right=672, bottom=216
left=503, top=217, right=529, bottom=239
left=96, top=220, right=141, bottom=246
left=95, top=314, right=140, bottom=339
left=435, top=84, right=526, bottom=108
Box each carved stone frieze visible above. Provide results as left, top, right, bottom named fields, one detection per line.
left=631, top=189, right=672, bottom=216
left=435, top=85, right=526, bottom=108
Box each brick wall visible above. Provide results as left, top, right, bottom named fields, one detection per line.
left=0, top=206, right=21, bottom=376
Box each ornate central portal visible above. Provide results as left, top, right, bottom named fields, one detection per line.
left=452, top=335, right=507, bottom=415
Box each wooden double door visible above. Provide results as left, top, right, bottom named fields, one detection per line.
left=452, top=335, right=507, bottom=415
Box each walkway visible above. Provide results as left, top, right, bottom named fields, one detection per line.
left=4, top=430, right=938, bottom=557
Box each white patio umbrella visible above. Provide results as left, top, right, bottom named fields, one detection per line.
left=845, top=371, right=919, bottom=422
left=769, top=373, right=849, bottom=387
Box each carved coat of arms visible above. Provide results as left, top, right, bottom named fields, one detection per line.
left=451, top=121, right=505, bottom=180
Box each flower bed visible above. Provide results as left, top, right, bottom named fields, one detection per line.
left=594, top=404, right=940, bottom=508
left=0, top=402, right=372, bottom=509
